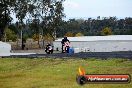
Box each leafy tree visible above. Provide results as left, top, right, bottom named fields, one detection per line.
left=0, top=0, right=65, bottom=39
left=32, top=34, right=42, bottom=42
left=101, top=27, right=112, bottom=36
left=8, top=24, right=18, bottom=34
left=65, top=32, right=74, bottom=37
left=35, top=0, right=65, bottom=47
left=5, top=28, right=17, bottom=42
left=29, top=19, right=40, bottom=45
left=57, top=17, right=132, bottom=37
left=75, top=32, right=84, bottom=37
left=0, top=0, right=15, bottom=40
left=39, top=0, right=65, bottom=38
left=44, top=33, right=54, bottom=42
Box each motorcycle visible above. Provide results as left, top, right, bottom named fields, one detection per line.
left=45, top=45, right=53, bottom=54
left=63, top=41, right=70, bottom=53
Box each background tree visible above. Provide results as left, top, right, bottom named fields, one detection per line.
left=29, top=19, right=40, bottom=46
left=5, top=28, right=17, bottom=42
left=0, top=0, right=15, bottom=40
left=34, top=0, right=65, bottom=47
left=75, top=32, right=84, bottom=37
left=44, top=33, right=54, bottom=42
left=65, top=32, right=74, bottom=37
left=57, top=16, right=132, bottom=37
left=101, top=27, right=112, bottom=36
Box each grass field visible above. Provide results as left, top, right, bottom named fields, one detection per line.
left=0, top=58, right=132, bottom=88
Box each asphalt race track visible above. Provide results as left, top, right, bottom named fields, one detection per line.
left=7, top=52, right=132, bottom=59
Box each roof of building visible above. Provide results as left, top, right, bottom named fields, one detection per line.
left=55, top=35, right=132, bottom=42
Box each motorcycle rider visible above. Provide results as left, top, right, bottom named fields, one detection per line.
left=61, top=36, right=70, bottom=53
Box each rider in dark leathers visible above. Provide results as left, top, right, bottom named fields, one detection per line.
left=61, top=37, right=70, bottom=53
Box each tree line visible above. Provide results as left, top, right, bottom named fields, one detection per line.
left=56, top=17, right=132, bottom=37
left=1, top=0, right=132, bottom=43
left=0, top=0, right=65, bottom=41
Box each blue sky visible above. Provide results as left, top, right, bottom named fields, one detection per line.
left=63, top=0, right=132, bottom=19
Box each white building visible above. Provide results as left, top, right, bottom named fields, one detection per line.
left=0, top=41, right=11, bottom=56
left=0, top=41, right=36, bottom=56
left=53, top=35, right=132, bottom=52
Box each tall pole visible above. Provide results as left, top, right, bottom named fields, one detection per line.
left=4, top=30, right=6, bottom=42
left=21, top=29, right=22, bottom=44
left=21, top=29, right=24, bottom=50
left=42, top=29, right=44, bottom=49
left=20, top=20, right=24, bottom=50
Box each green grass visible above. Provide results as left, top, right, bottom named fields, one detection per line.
left=0, top=58, right=132, bottom=88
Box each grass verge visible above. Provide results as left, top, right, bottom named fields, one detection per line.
left=0, top=58, right=132, bottom=88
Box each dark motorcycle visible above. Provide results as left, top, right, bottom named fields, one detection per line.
left=45, top=45, right=53, bottom=54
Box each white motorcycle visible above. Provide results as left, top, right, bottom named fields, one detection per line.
left=45, top=45, right=53, bottom=54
